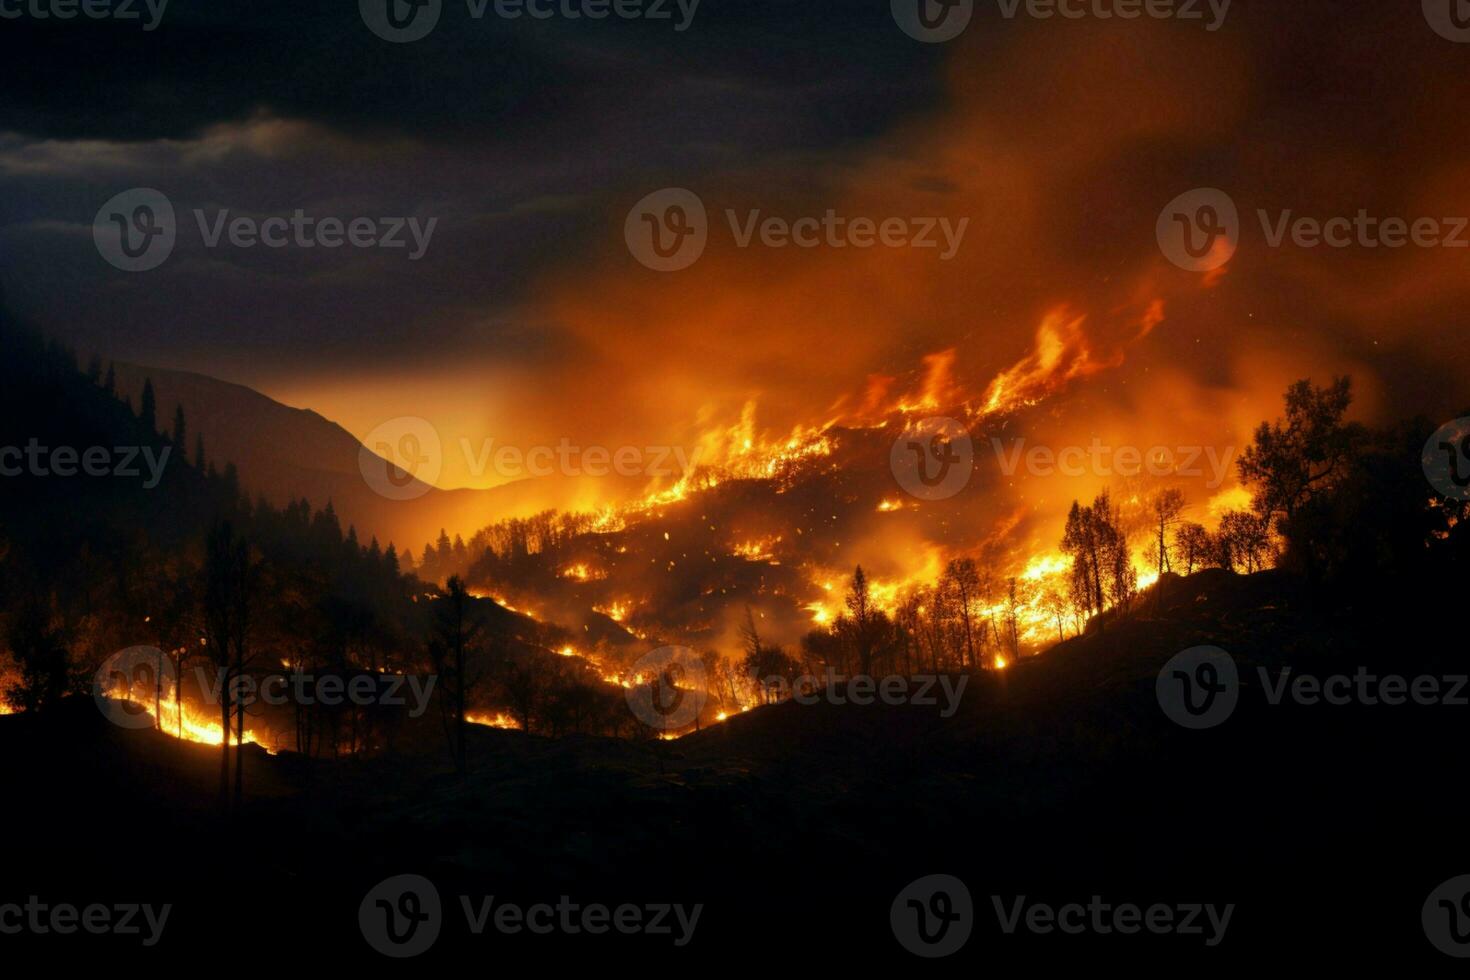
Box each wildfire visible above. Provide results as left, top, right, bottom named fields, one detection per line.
left=595, top=601, right=631, bottom=623
left=732, top=537, right=782, bottom=562
left=466, top=712, right=521, bottom=730
left=104, top=679, right=277, bottom=753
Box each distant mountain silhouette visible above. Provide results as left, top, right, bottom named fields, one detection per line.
left=108, top=361, right=586, bottom=555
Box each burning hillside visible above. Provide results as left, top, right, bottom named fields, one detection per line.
left=420, top=293, right=1259, bottom=672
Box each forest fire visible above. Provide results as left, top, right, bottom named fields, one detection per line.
left=99, top=675, right=277, bottom=753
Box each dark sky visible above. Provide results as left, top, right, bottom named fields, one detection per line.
left=2, top=1, right=1468, bottom=489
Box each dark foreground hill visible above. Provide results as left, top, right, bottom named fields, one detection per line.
left=6, top=567, right=1463, bottom=969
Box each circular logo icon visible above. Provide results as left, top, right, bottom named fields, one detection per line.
left=1157, top=188, right=1239, bottom=273
left=1157, top=646, right=1239, bottom=729
left=94, top=188, right=176, bottom=273
left=94, top=645, right=177, bottom=731
left=360, top=0, right=441, bottom=43
left=625, top=645, right=707, bottom=731
left=1425, top=875, right=1470, bottom=957
left=359, top=874, right=442, bottom=957
left=625, top=188, right=707, bottom=272
left=1424, top=0, right=1470, bottom=42
left=359, top=416, right=442, bottom=501
left=891, top=874, right=973, bottom=957
left=892, top=0, right=974, bottom=43
left=890, top=416, right=973, bottom=501
left=1423, top=417, right=1470, bottom=502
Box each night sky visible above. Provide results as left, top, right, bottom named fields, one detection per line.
left=2, top=1, right=1467, bottom=488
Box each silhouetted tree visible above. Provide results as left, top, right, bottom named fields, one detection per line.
left=140, top=378, right=157, bottom=433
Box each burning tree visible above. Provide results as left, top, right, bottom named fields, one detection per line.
left=1061, top=491, right=1131, bottom=628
